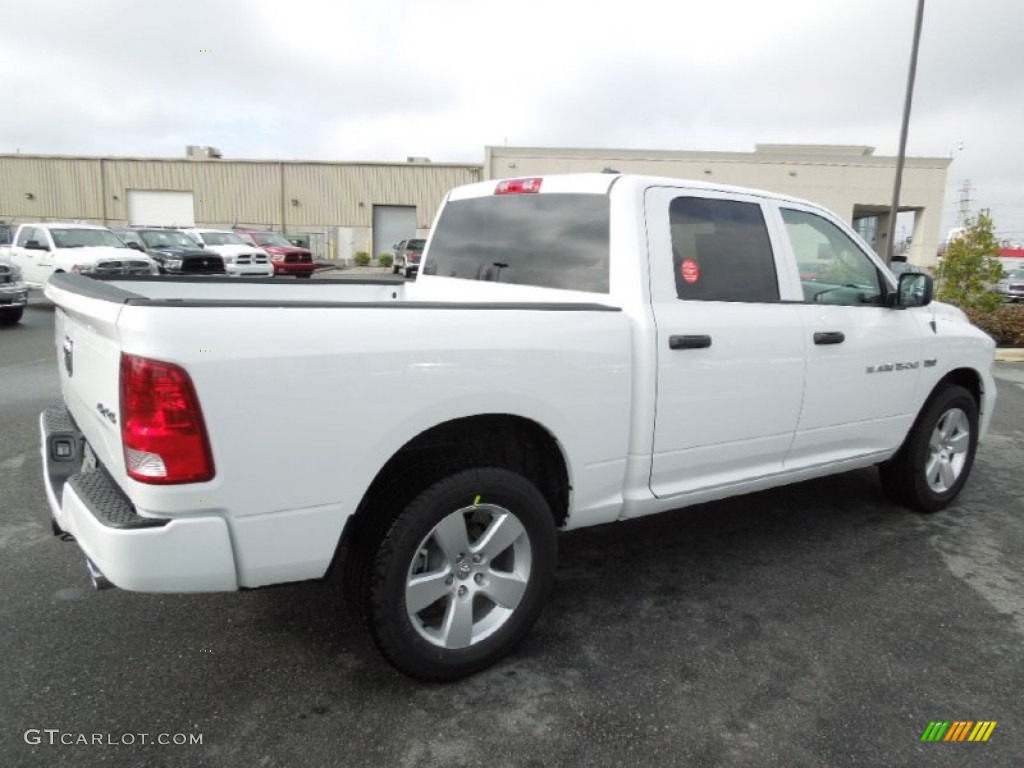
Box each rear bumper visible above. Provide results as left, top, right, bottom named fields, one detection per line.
left=40, top=406, right=238, bottom=592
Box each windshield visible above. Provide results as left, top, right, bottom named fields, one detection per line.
left=1006, top=269, right=1024, bottom=280
left=422, top=193, right=610, bottom=293
left=50, top=228, right=126, bottom=249
left=201, top=231, right=247, bottom=246
left=252, top=232, right=292, bottom=247
left=139, top=230, right=200, bottom=248
left=407, top=239, right=426, bottom=251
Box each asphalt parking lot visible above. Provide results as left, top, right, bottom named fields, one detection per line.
left=2, top=300, right=1022, bottom=768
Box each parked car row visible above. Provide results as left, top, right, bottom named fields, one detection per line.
left=0, top=222, right=317, bottom=289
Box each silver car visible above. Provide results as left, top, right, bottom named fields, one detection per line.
left=995, top=269, right=1024, bottom=303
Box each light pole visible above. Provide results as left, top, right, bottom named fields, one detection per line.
left=885, top=0, right=926, bottom=264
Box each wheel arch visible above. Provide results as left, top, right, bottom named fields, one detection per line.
left=332, top=414, right=570, bottom=583
left=932, top=367, right=984, bottom=410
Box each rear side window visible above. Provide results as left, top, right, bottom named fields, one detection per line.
left=423, top=194, right=610, bottom=293
left=669, top=197, right=779, bottom=302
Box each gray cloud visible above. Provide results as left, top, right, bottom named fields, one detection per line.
left=2, top=0, right=1022, bottom=239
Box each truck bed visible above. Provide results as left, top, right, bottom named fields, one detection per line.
left=42, top=271, right=633, bottom=591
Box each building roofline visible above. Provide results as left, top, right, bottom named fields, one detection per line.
left=0, top=152, right=483, bottom=170
left=485, top=145, right=953, bottom=169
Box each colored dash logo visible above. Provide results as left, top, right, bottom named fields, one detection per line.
left=921, top=721, right=997, bottom=742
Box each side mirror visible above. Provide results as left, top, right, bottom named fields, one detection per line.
left=126, top=242, right=145, bottom=252
left=896, top=272, right=933, bottom=308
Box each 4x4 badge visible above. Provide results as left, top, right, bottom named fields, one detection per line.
left=63, top=336, right=74, bottom=377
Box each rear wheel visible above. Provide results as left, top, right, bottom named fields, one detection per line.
left=296, top=273, right=313, bottom=279
left=356, top=467, right=557, bottom=680
left=879, top=384, right=979, bottom=512
left=0, top=307, right=24, bottom=325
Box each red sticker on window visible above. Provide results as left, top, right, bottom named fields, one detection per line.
left=681, top=258, right=700, bottom=284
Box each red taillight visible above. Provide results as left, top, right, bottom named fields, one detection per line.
left=495, top=177, right=542, bottom=195
left=120, top=353, right=215, bottom=484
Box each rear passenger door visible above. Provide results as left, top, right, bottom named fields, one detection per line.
left=645, top=188, right=806, bottom=498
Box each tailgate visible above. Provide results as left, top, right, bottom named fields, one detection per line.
left=46, top=278, right=127, bottom=479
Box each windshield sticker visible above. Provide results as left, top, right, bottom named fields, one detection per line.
left=681, top=258, right=700, bottom=284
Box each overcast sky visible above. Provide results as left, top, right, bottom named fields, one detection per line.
left=3, top=0, right=1023, bottom=241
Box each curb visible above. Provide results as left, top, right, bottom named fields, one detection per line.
left=995, top=348, right=1024, bottom=363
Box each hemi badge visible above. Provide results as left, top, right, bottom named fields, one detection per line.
left=924, top=359, right=937, bottom=368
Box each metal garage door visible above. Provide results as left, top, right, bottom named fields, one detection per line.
left=372, top=205, right=417, bottom=259
left=127, top=190, right=196, bottom=227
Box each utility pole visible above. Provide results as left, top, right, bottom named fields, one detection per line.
left=885, top=0, right=926, bottom=263
left=957, top=179, right=973, bottom=227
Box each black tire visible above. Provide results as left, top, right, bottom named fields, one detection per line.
left=392, top=264, right=400, bottom=275
left=357, top=467, right=557, bottom=680
left=879, top=385, right=979, bottom=513
left=296, top=273, right=313, bottom=279
left=0, top=307, right=24, bottom=325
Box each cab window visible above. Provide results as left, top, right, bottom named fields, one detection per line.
left=782, top=208, right=884, bottom=306
left=669, top=197, right=779, bottom=302
left=16, top=227, right=40, bottom=247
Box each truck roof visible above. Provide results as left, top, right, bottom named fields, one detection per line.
left=20, top=222, right=113, bottom=230
left=452, top=172, right=823, bottom=211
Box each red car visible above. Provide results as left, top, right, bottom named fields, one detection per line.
left=235, top=229, right=315, bottom=278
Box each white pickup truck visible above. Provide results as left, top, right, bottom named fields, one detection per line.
left=1, top=222, right=157, bottom=288
left=40, top=173, right=996, bottom=680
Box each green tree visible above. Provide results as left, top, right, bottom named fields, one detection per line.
left=934, top=210, right=1004, bottom=312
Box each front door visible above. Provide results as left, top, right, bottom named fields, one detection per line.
left=13, top=226, right=47, bottom=285
left=646, top=188, right=806, bottom=498
left=772, top=204, right=926, bottom=467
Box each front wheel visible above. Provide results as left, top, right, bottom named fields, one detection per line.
left=0, top=307, right=24, bottom=325
left=360, top=467, right=557, bottom=680
left=879, top=384, right=979, bottom=513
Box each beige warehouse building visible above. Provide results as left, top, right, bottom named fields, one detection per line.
left=0, top=143, right=949, bottom=266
